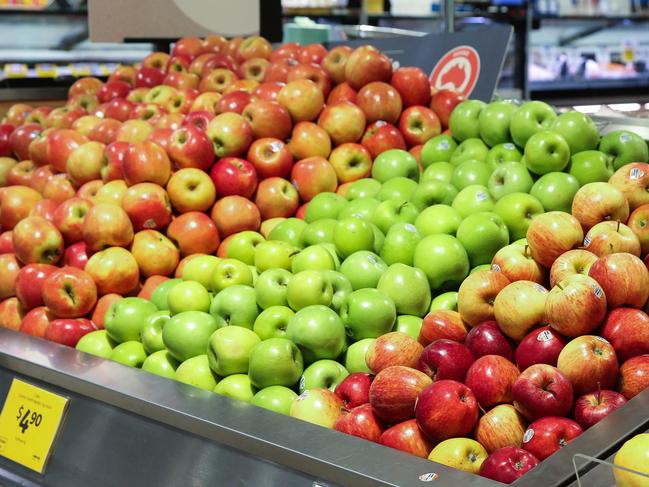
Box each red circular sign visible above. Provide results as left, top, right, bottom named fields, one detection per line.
left=430, top=45, right=481, bottom=97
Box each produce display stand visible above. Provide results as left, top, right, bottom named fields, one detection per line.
left=1, top=328, right=648, bottom=487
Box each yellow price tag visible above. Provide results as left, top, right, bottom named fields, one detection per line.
left=0, top=378, right=68, bottom=473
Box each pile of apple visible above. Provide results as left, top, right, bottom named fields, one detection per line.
left=1, top=32, right=649, bottom=484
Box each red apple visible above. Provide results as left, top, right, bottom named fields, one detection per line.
left=291, top=156, right=338, bottom=202
left=0, top=253, right=20, bottom=300
left=42, top=266, right=97, bottom=318
left=7, top=159, right=36, bottom=187
left=365, top=332, right=424, bottom=374
left=458, top=269, right=510, bottom=328
left=369, top=365, right=432, bottom=423
left=465, top=320, right=515, bottom=361
left=601, top=308, right=649, bottom=362
left=82, top=203, right=134, bottom=252
left=210, top=157, right=258, bottom=199
left=430, top=89, right=464, bottom=129
left=52, top=197, right=92, bottom=244
left=0, top=297, right=25, bottom=330
left=418, top=309, right=468, bottom=346
left=465, top=355, right=520, bottom=408
left=515, top=326, right=566, bottom=371
left=287, top=63, right=331, bottom=97
left=334, top=403, right=384, bottom=443
left=210, top=195, right=261, bottom=238
left=521, top=417, right=582, bottom=461
left=511, top=364, right=574, bottom=420
left=317, top=101, right=366, bottom=146
left=29, top=199, right=59, bottom=222
left=356, top=82, right=402, bottom=125
left=254, top=177, right=299, bottom=220
left=122, top=183, right=172, bottom=231
left=584, top=220, right=641, bottom=257
left=130, top=229, right=179, bottom=278
left=63, top=241, right=89, bottom=269
left=277, top=79, right=324, bottom=123
left=85, top=247, right=140, bottom=296
left=618, top=355, right=649, bottom=399
left=19, top=306, right=55, bottom=338
left=45, top=128, right=88, bottom=172
left=549, top=249, right=597, bottom=287
left=327, top=82, right=357, bottom=105
left=42, top=174, right=76, bottom=204
left=270, top=42, right=301, bottom=62
left=167, top=211, right=220, bottom=256
left=360, top=121, right=407, bottom=159
left=335, top=372, right=372, bottom=409
left=609, top=162, right=649, bottom=211
left=167, top=125, right=214, bottom=171
left=44, top=318, right=97, bottom=347
left=344, top=45, right=392, bottom=90
left=0, top=231, right=14, bottom=254
left=417, top=339, right=474, bottom=382
left=527, top=211, right=584, bottom=268
left=0, top=185, right=42, bottom=229
left=15, top=263, right=56, bottom=309
left=4, top=104, right=32, bottom=126
left=297, top=43, right=328, bottom=65
left=264, top=59, right=293, bottom=84
left=574, top=390, right=627, bottom=429
left=391, top=67, right=431, bottom=108
left=378, top=419, right=433, bottom=458
left=288, top=121, right=331, bottom=161
left=123, top=140, right=172, bottom=186
left=321, top=46, right=352, bottom=85
left=627, top=203, right=649, bottom=256
left=182, top=111, right=214, bottom=132
left=214, top=90, right=251, bottom=114
left=252, top=81, right=284, bottom=102
left=9, top=123, right=42, bottom=161
left=475, top=404, right=528, bottom=453
left=479, top=447, right=539, bottom=484
left=571, top=182, right=629, bottom=232
left=589, top=253, right=649, bottom=308
left=242, top=100, right=292, bottom=141
left=135, top=66, right=165, bottom=88
left=398, top=106, right=441, bottom=147
left=247, top=137, right=293, bottom=180
left=206, top=112, right=253, bottom=158
left=557, top=335, right=619, bottom=396
left=12, top=216, right=64, bottom=265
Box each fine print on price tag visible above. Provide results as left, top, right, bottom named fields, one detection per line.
left=0, top=378, right=69, bottom=473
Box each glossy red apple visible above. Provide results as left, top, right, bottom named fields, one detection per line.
left=335, top=372, right=372, bottom=409
left=390, top=67, right=431, bottom=108
left=601, top=308, right=649, bottom=362
left=378, top=419, right=433, bottom=459
left=369, top=366, right=432, bottom=423
left=418, top=309, right=468, bottom=346
left=167, top=125, right=214, bottom=171
left=464, top=320, right=515, bottom=361
left=521, top=417, right=583, bottom=461
left=19, top=306, right=55, bottom=338
left=512, top=364, right=574, bottom=420
left=247, top=137, right=293, bottom=180
left=42, top=266, right=97, bottom=319
left=589, top=253, right=649, bottom=309
left=44, top=318, right=97, bottom=347
left=365, top=332, right=424, bottom=374
left=210, top=157, right=258, bottom=199
left=573, top=390, right=627, bottom=429
left=15, top=263, right=56, bottom=310
left=465, top=355, right=520, bottom=408
left=334, top=404, right=384, bottom=443
left=618, top=355, right=649, bottom=399
left=556, top=335, right=619, bottom=396
left=479, top=447, right=539, bottom=484
left=417, top=339, right=474, bottom=382
left=515, top=326, right=567, bottom=371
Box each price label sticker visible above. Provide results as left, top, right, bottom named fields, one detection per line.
left=0, top=378, right=69, bottom=473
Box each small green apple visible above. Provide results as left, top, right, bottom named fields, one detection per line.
left=213, top=374, right=256, bottom=403
left=450, top=138, right=489, bottom=166
left=414, top=204, right=462, bottom=237
left=421, top=161, right=455, bottom=184
left=449, top=99, right=486, bottom=141
left=210, top=285, right=259, bottom=329
left=456, top=212, right=510, bottom=267
left=286, top=305, right=346, bottom=364
left=140, top=310, right=171, bottom=354
left=176, top=354, right=219, bottom=391
left=345, top=178, right=382, bottom=200
left=568, top=150, right=614, bottom=185
left=268, top=219, right=307, bottom=248
left=254, top=268, right=292, bottom=309
left=414, top=234, right=470, bottom=291
left=550, top=111, right=599, bottom=154
left=530, top=171, right=580, bottom=213
left=181, top=255, right=221, bottom=290
left=451, top=160, right=492, bottom=190
left=162, top=311, right=218, bottom=362
left=452, top=185, right=495, bottom=218
left=478, top=100, right=517, bottom=147
left=251, top=386, right=298, bottom=415
left=223, top=231, right=265, bottom=265
left=300, top=219, right=337, bottom=246
left=338, top=197, right=381, bottom=221
left=248, top=337, right=303, bottom=388
left=410, top=180, right=458, bottom=209
left=141, top=350, right=179, bottom=379
left=291, top=245, right=337, bottom=273
left=421, top=134, right=458, bottom=167
left=286, top=270, right=334, bottom=311
left=341, top=288, right=396, bottom=340
left=305, top=192, right=347, bottom=222
left=486, top=142, right=523, bottom=172
left=376, top=176, right=419, bottom=201
left=488, top=161, right=534, bottom=200
left=321, top=270, right=353, bottom=313
left=599, top=130, right=649, bottom=170
left=333, top=217, right=375, bottom=258
left=380, top=222, right=421, bottom=266
left=393, top=315, right=423, bottom=340
left=104, top=297, right=157, bottom=343
left=109, top=341, right=147, bottom=368
left=377, top=263, right=431, bottom=317
left=207, top=326, right=261, bottom=376
left=344, top=338, right=375, bottom=373
left=76, top=329, right=116, bottom=359
left=339, top=250, right=387, bottom=290
left=254, top=241, right=297, bottom=272
left=150, top=278, right=182, bottom=311
left=253, top=306, right=294, bottom=340
left=371, top=149, right=420, bottom=182
left=211, top=258, right=254, bottom=292
left=510, top=100, right=557, bottom=148
left=493, top=192, right=545, bottom=241
left=430, top=291, right=458, bottom=311
left=299, top=359, right=349, bottom=393
left=524, top=131, right=571, bottom=175
left=371, top=199, right=419, bottom=234
left=167, top=280, right=211, bottom=314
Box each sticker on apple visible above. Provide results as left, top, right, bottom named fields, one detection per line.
left=583, top=235, right=592, bottom=247
left=491, top=263, right=501, bottom=273
left=418, top=472, right=439, bottom=482
left=523, top=428, right=534, bottom=443
left=630, top=167, right=645, bottom=180
left=593, top=286, right=603, bottom=299
left=429, top=46, right=480, bottom=97
left=537, top=330, right=553, bottom=342
left=476, top=191, right=489, bottom=201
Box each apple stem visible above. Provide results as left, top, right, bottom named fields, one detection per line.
left=524, top=245, right=529, bottom=257
left=617, top=220, right=621, bottom=232
left=556, top=283, right=564, bottom=290
left=398, top=201, right=409, bottom=212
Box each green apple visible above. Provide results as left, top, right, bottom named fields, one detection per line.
left=410, top=180, right=457, bottom=210
left=599, top=130, right=649, bottom=170
left=213, top=374, right=256, bottom=403
left=291, top=245, right=337, bottom=273
left=393, top=315, right=423, bottom=340
left=344, top=338, right=374, bottom=373
left=530, top=172, right=580, bottom=213
left=251, top=386, right=297, bottom=415
left=207, top=326, right=261, bottom=376
left=377, top=263, right=431, bottom=317
left=524, top=130, right=571, bottom=175
left=210, top=285, right=259, bottom=329
left=371, top=199, right=418, bottom=234
left=414, top=234, right=470, bottom=291
left=345, top=178, right=382, bottom=200
left=430, top=291, right=458, bottom=311
left=550, top=111, right=599, bottom=154
left=338, top=197, right=381, bottom=221
left=421, top=161, right=455, bottom=184
left=493, top=192, right=545, bottom=241
left=162, top=311, right=218, bottom=362
left=456, top=212, right=510, bottom=267
left=450, top=138, right=489, bottom=166
left=376, top=176, right=419, bottom=201
left=253, top=306, right=294, bottom=340
left=305, top=192, right=347, bottom=222
left=486, top=142, right=523, bottom=172
left=268, top=219, right=307, bottom=248
left=223, top=231, right=265, bottom=265
left=510, top=100, right=557, bottom=148
left=321, top=270, right=353, bottom=312
left=381, top=222, right=421, bottom=266
left=451, top=160, right=492, bottom=190
left=104, top=297, right=157, bottom=343
left=140, top=310, right=171, bottom=354
left=478, top=100, right=517, bottom=147
left=211, top=258, right=254, bottom=292
left=76, top=329, right=116, bottom=358
left=341, top=288, right=396, bottom=340
left=449, top=99, right=486, bottom=141
left=339, top=250, right=387, bottom=290
left=150, top=278, right=182, bottom=311
left=254, top=241, right=297, bottom=272
left=109, top=341, right=147, bottom=368
left=568, top=150, right=614, bottom=185
left=286, top=305, right=346, bottom=364
left=248, top=337, right=304, bottom=388
left=452, top=185, right=495, bottom=218
left=181, top=255, right=220, bottom=290
left=299, top=360, right=348, bottom=393
left=176, top=354, right=219, bottom=390
left=167, top=280, right=211, bottom=314
left=371, top=149, right=420, bottom=183
left=300, top=219, right=337, bottom=246
left=286, top=270, right=333, bottom=311
left=488, top=161, right=534, bottom=200
left=141, top=350, right=179, bottom=379
left=333, top=217, right=375, bottom=258
left=255, top=268, right=292, bottom=309
left=421, top=134, right=458, bottom=167
left=370, top=222, right=384, bottom=254
left=414, top=204, right=462, bottom=236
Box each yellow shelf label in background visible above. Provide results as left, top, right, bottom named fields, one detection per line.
left=0, top=379, right=68, bottom=473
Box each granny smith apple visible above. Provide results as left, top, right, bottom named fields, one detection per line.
left=478, top=100, right=517, bottom=147
left=211, top=258, right=254, bottom=291
left=341, top=288, right=396, bottom=340
left=162, top=311, right=218, bottom=362
left=345, top=178, right=382, bottom=200
left=253, top=306, right=294, bottom=340
left=456, top=212, right=510, bottom=267
left=223, top=231, right=265, bottom=265
left=371, top=199, right=418, bottom=234
left=255, top=268, right=292, bottom=309
left=421, top=134, right=458, bottom=167
left=105, top=297, right=157, bottom=343
left=376, top=176, right=419, bottom=201
left=451, top=160, right=492, bottom=190
left=291, top=245, right=337, bottom=273
left=339, top=250, right=387, bottom=290
left=372, top=149, right=420, bottom=182
left=377, top=263, right=431, bottom=317
left=251, top=386, right=297, bottom=415
left=333, top=217, right=375, bottom=258
left=599, top=130, right=649, bottom=170
left=305, top=192, right=347, bottom=222
left=530, top=171, right=580, bottom=213
left=254, top=241, right=297, bottom=272
left=344, top=338, right=374, bottom=373
left=213, top=374, right=256, bottom=402
left=150, top=279, right=182, bottom=311
left=414, top=204, right=462, bottom=237
left=176, top=354, right=219, bottom=391
left=393, top=315, right=423, bottom=340
left=248, top=337, right=304, bottom=388
left=207, top=326, right=261, bottom=376
left=321, top=270, right=353, bottom=312
left=488, top=161, right=534, bottom=200
left=167, top=280, right=211, bottom=314
left=510, top=100, right=557, bottom=148
left=568, top=150, right=614, bottom=185
left=449, top=99, right=486, bottom=141
left=381, top=222, right=421, bottom=266
left=493, top=192, right=544, bottom=241
left=338, top=197, right=381, bottom=221
left=141, top=350, right=179, bottom=379
left=286, top=270, right=334, bottom=310
left=140, top=310, right=171, bottom=354
left=299, top=359, right=349, bottom=393
left=210, top=284, right=259, bottom=329
left=414, top=234, right=470, bottom=291
left=267, top=219, right=307, bottom=248
left=76, top=329, right=116, bottom=359
left=452, top=185, right=495, bottom=218
left=421, top=161, right=455, bottom=184
left=450, top=138, right=489, bottom=166
left=286, top=305, right=346, bottom=364
left=300, top=219, right=337, bottom=246
left=181, top=255, right=221, bottom=290
left=430, top=291, right=458, bottom=311
left=410, top=180, right=457, bottom=209
left=110, top=341, right=147, bottom=368
left=551, top=111, right=600, bottom=154
left=524, top=130, right=571, bottom=175
left=486, top=142, right=523, bottom=171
